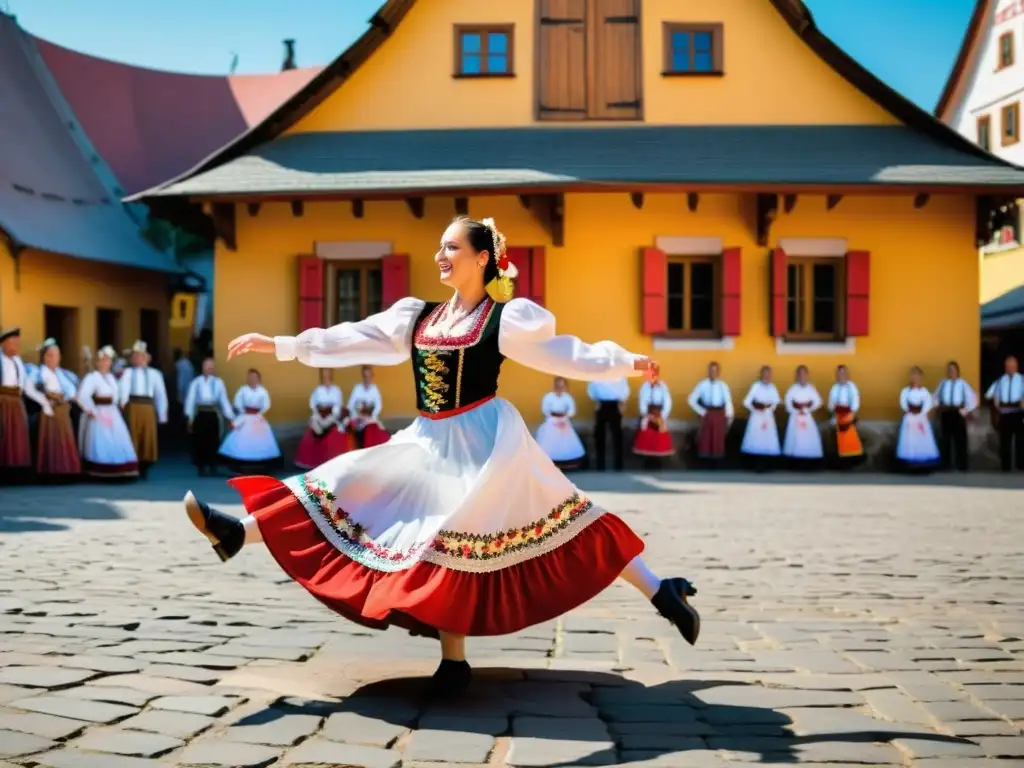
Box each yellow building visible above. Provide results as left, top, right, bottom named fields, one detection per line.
left=136, top=0, right=1024, bottom=429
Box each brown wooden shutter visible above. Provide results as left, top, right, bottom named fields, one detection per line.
left=298, top=255, right=325, bottom=331
left=590, top=0, right=642, bottom=120
left=641, top=247, right=667, bottom=335
left=721, top=247, right=742, bottom=337
left=381, top=253, right=410, bottom=310
left=538, top=0, right=588, bottom=119
left=770, top=248, right=787, bottom=337
left=845, top=250, right=871, bottom=337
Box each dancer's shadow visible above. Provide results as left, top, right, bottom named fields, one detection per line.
left=270, top=669, right=976, bottom=766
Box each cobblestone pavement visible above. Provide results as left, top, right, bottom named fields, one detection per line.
left=1, top=462, right=1023, bottom=767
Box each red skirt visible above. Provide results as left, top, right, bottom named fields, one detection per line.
left=229, top=475, right=644, bottom=638
left=697, top=409, right=728, bottom=458
left=359, top=422, right=391, bottom=448
left=633, top=426, right=675, bottom=457
left=294, top=427, right=352, bottom=470
left=37, top=402, right=81, bottom=477
left=0, top=390, right=31, bottom=468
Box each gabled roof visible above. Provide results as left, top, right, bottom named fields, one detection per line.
left=131, top=0, right=1018, bottom=204
left=0, top=13, right=179, bottom=272
left=935, top=0, right=990, bottom=120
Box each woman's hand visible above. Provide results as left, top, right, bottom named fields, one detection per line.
left=227, top=333, right=275, bottom=361
left=632, top=356, right=659, bottom=379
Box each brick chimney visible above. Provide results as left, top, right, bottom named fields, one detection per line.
left=282, top=39, right=296, bottom=71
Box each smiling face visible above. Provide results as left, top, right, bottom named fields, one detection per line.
left=42, top=345, right=60, bottom=369
left=96, top=355, right=113, bottom=374
left=435, top=220, right=488, bottom=292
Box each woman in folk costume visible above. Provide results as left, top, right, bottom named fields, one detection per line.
left=895, top=366, right=940, bottom=472
left=33, top=339, right=81, bottom=480
left=346, top=366, right=390, bottom=449
left=740, top=365, right=782, bottom=471
left=827, top=364, right=865, bottom=468
left=117, top=341, right=169, bottom=477
left=183, top=357, right=235, bottom=476
left=183, top=216, right=700, bottom=696
left=535, top=376, right=586, bottom=470
left=218, top=369, right=282, bottom=471
left=687, top=362, right=733, bottom=464
left=0, top=328, right=50, bottom=479
left=634, top=372, right=675, bottom=463
left=77, top=346, right=139, bottom=479
left=295, top=369, right=351, bottom=469
left=782, top=365, right=824, bottom=468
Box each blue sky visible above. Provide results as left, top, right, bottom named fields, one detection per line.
left=9, top=0, right=973, bottom=111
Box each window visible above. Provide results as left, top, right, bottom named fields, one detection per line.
left=663, top=23, right=723, bottom=75
left=454, top=25, right=514, bottom=77
left=785, top=259, right=843, bottom=340
left=978, top=115, right=991, bottom=151
left=537, top=0, right=642, bottom=121
left=999, top=31, right=1015, bottom=69
left=665, top=256, right=718, bottom=336
left=1002, top=102, right=1020, bottom=146
left=326, top=261, right=383, bottom=325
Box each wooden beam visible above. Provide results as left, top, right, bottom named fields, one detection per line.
left=518, top=194, right=531, bottom=210
left=913, top=193, right=930, bottom=209
left=352, top=199, right=364, bottom=218
left=211, top=202, right=237, bottom=251
left=826, top=194, right=842, bottom=211
left=246, top=202, right=261, bottom=217
left=522, top=193, right=565, bottom=247
left=783, top=194, right=797, bottom=213
left=290, top=200, right=304, bottom=217
left=630, top=192, right=644, bottom=209
left=687, top=192, right=699, bottom=212
left=454, top=197, right=469, bottom=216
left=406, top=197, right=425, bottom=219
left=755, top=193, right=778, bottom=247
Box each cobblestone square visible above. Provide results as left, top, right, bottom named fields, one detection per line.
left=1, top=463, right=1022, bottom=766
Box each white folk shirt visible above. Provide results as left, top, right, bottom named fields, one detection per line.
left=688, top=378, right=734, bottom=418
left=233, top=385, right=271, bottom=416
left=900, top=386, right=933, bottom=413
left=985, top=373, right=1024, bottom=410
left=309, top=384, right=343, bottom=420
left=639, top=381, right=673, bottom=420
left=77, top=371, right=120, bottom=413
left=542, top=391, right=576, bottom=419
left=743, top=381, right=781, bottom=412
left=183, top=375, right=234, bottom=420
left=36, top=366, right=77, bottom=400
left=1, top=354, right=49, bottom=410
left=934, top=377, right=978, bottom=412
left=347, top=383, right=383, bottom=421
left=784, top=383, right=823, bottom=415
left=118, top=365, right=170, bottom=423
left=828, top=382, right=861, bottom=413
left=587, top=378, right=630, bottom=404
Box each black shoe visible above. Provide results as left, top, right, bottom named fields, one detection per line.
left=183, top=491, right=244, bottom=562
left=651, top=577, right=701, bottom=646
left=427, top=659, right=472, bottom=698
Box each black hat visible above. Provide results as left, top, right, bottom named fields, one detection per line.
left=0, top=327, right=20, bottom=343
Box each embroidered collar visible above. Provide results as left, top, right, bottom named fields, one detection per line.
left=415, top=298, right=496, bottom=351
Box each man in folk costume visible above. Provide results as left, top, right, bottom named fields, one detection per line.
left=687, top=362, right=734, bottom=465
left=985, top=355, right=1024, bottom=472
left=933, top=360, right=978, bottom=472
left=827, top=364, right=864, bottom=468
left=117, top=341, right=168, bottom=477
left=0, top=328, right=51, bottom=479
left=587, top=377, right=630, bottom=471
left=183, top=357, right=235, bottom=476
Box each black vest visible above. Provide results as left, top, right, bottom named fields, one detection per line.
left=411, top=299, right=506, bottom=415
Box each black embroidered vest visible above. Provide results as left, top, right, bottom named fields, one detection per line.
left=411, top=299, right=506, bottom=415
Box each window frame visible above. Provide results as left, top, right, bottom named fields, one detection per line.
left=663, top=254, right=721, bottom=339
left=453, top=24, right=515, bottom=79
left=978, top=114, right=992, bottom=150
left=999, top=31, right=1015, bottom=70
left=662, top=22, right=724, bottom=76
left=1002, top=102, right=1021, bottom=146
left=323, top=260, right=384, bottom=326
left=784, top=256, right=846, bottom=343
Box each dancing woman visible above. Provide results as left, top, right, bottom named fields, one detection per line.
left=183, top=216, right=700, bottom=695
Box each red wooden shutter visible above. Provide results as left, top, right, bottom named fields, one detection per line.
left=297, top=255, right=324, bottom=331
left=505, top=246, right=532, bottom=301
left=381, top=253, right=410, bottom=309
left=770, top=248, right=787, bottom=337
left=529, top=247, right=546, bottom=307
left=721, top=247, right=742, bottom=337
left=845, top=250, right=871, bottom=337
left=642, top=247, right=667, bottom=335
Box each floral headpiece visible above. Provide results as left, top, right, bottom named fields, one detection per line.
left=97, top=345, right=116, bottom=359
left=481, top=217, right=518, bottom=301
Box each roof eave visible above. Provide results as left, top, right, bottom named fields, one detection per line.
left=934, top=0, right=990, bottom=118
